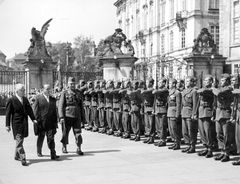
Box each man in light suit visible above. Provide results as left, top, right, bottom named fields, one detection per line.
left=32, top=84, right=59, bottom=160
left=5, top=83, right=37, bottom=166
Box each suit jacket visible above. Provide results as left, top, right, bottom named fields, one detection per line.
left=181, top=87, right=198, bottom=118
left=167, top=88, right=181, bottom=118
left=32, top=94, right=58, bottom=134
left=5, top=95, right=35, bottom=139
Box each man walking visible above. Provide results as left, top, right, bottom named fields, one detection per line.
left=5, top=83, right=37, bottom=166
left=32, top=84, right=59, bottom=160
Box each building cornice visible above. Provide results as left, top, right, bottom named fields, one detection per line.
left=114, top=0, right=126, bottom=7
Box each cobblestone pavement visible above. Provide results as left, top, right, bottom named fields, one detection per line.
left=0, top=116, right=239, bottom=184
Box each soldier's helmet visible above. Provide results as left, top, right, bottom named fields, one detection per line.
left=79, top=80, right=86, bottom=87
left=100, top=80, right=106, bottom=88
left=68, top=77, right=76, bottom=84
left=87, top=81, right=93, bottom=89
left=94, top=80, right=100, bottom=88
left=114, top=80, right=122, bottom=88
left=106, top=80, right=114, bottom=89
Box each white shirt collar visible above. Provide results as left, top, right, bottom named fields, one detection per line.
left=43, top=93, right=49, bottom=102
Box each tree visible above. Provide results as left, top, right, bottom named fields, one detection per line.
left=47, top=42, right=75, bottom=71
left=73, top=35, right=96, bottom=72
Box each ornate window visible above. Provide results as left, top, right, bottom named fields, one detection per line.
left=181, top=29, right=186, bottom=48
left=210, top=25, right=219, bottom=47
left=170, top=0, right=175, bottom=20
left=170, top=31, right=174, bottom=52
left=209, top=0, right=219, bottom=9
left=233, top=0, right=240, bottom=43
left=161, top=34, right=165, bottom=54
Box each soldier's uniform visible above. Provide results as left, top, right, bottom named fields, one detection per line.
left=153, top=87, right=169, bottom=146
left=128, top=80, right=142, bottom=141
left=111, top=81, right=123, bottom=136
left=90, top=80, right=100, bottom=132
left=197, top=85, right=215, bottom=157
left=119, top=80, right=131, bottom=139
left=58, top=77, right=83, bottom=155
left=97, top=80, right=106, bottom=133
left=76, top=80, right=86, bottom=128
left=103, top=80, right=114, bottom=135
left=141, top=79, right=155, bottom=144
left=83, top=81, right=93, bottom=130
left=213, top=74, right=235, bottom=162
left=167, top=80, right=181, bottom=150
left=181, top=77, right=198, bottom=153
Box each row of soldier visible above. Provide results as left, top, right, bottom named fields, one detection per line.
left=63, top=74, right=240, bottom=166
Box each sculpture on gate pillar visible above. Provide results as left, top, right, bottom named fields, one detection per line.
left=26, top=18, right=53, bottom=60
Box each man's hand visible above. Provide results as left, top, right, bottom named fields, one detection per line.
left=59, top=119, right=65, bottom=124
left=33, top=120, right=37, bottom=124
left=6, top=126, right=11, bottom=132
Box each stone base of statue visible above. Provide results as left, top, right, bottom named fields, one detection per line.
left=99, top=55, right=138, bottom=81
left=184, top=53, right=226, bottom=85
left=24, top=57, right=56, bottom=94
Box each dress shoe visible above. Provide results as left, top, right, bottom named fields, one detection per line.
left=21, top=159, right=28, bottom=166
left=172, top=144, right=180, bottom=150
left=135, top=136, right=140, bottom=142
left=76, top=148, right=84, bottom=155
left=214, top=154, right=224, bottom=161
left=37, top=153, right=43, bottom=157
left=168, top=144, right=176, bottom=149
left=62, top=146, right=68, bottom=154
left=14, top=157, right=21, bottom=161
left=205, top=150, right=213, bottom=158
left=157, top=141, right=166, bottom=147
left=143, top=138, right=150, bottom=143
left=92, top=127, right=98, bottom=132
left=123, top=134, right=130, bottom=139
left=221, top=155, right=230, bottom=162
left=187, top=147, right=195, bottom=154
left=130, top=136, right=136, bottom=141
left=232, top=160, right=240, bottom=166
left=182, top=146, right=191, bottom=153
left=147, top=138, right=154, bottom=144
left=198, top=149, right=208, bottom=156
left=51, top=154, right=60, bottom=160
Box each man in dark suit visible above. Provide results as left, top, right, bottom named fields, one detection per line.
left=32, top=84, right=59, bottom=160
left=5, top=83, right=37, bottom=166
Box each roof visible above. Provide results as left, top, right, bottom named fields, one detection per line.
left=0, top=50, right=6, bottom=57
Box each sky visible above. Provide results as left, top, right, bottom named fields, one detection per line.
left=0, top=0, right=117, bottom=58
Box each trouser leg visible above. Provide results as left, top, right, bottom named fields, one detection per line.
left=92, top=106, right=99, bottom=129
left=155, top=114, right=167, bottom=141
left=182, top=118, right=190, bottom=144
left=222, top=120, right=235, bottom=155
left=170, top=117, right=181, bottom=145
left=122, top=111, right=130, bottom=135
left=46, top=129, right=56, bottom=154
left=188, top=118, right=198, bottom=147
left=99, top=108, right=105, bottom=128
left=131, top=112, right=140, bottom=136
left=106, top=108, right=113, bottom=130
left=168, top=117, right=174, bottom=141
left=216, top=120, right=224, bottom=150
left=203, top=117, right=213, bottom=149
left=236, top=121, right=240, bottom=154
left=199, top=118, right=207, bottom=147
left=15, top=134, right=26, bottom=160
left=60, top=121, right=72, bottom=145
left=37, top=131, right=45, bottom=154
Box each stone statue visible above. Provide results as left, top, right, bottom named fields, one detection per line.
left=192, top=28, right=217, bottom=55
left=124, top=39, right=135, bottom=56
left=27, top=18, right=53, bottom=60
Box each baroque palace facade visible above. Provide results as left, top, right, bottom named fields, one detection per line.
left=114, top=0, right=220, bottom=82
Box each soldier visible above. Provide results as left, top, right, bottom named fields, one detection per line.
left=167, top=78, right=181, bottom=150
left=153, top=78, right=169, bottom=147
left=213, top=73, right=234, bottom=162
left=83, top=81, right=93, bottom=130
left=90, top=80, right=99, bottom=132
left=197, top=75, right=215, bottom=158
left=58, top=77, right=83, bottom=155
left=76, top=80, right=87, bottom=128
left=231, top=77, right=240, bottom=165
left=141, top=78, right=155, bottom=144
left=181, top=76, right=198, bottom=153
left=97, top=80, right=107, bottom=133
left=103, top=80, right=114, bottom=135
left=111, top=81, right=123, bottom=137
left=119, top=80, right=131, bottom=139
left=177, top=79, right=185, bottom=92
left=128, top=80, right=142, bottom=141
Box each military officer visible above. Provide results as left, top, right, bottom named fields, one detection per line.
left=119, top=80, right=131, bottom=139
left=167, top=78, right=181, bottom=150
left=77, top=80, right=87, bottom=128
left=97, top=80, right=107, bottom=133
left=111, top=81, right=123, bottom=137
left=103, top=80, right=114, bottom=135
left=128, top=80, right=142, bottom=141
left=197, top=75, right=215, bottom=158
left=213, top=73, right=234, bottom=162
left=141, top=78, right=155, bottom=144
left=181, top=76, right=198, bottom=154
left=83, top=81, right=93, bottom=130
left=58, top=77, right=83, bottom=155
left=153, top=78, right=169, bottom=147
